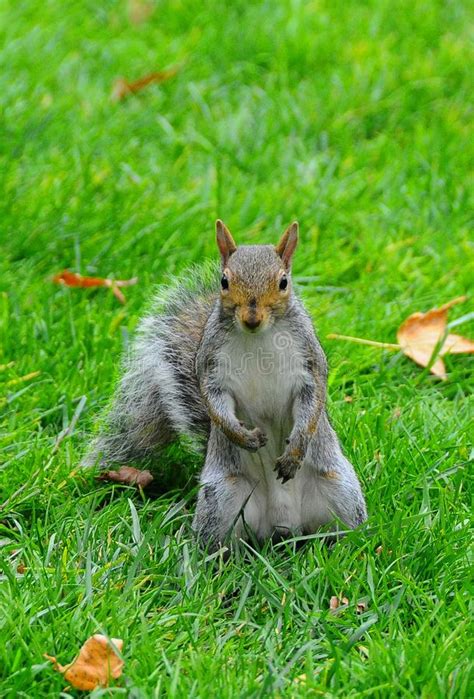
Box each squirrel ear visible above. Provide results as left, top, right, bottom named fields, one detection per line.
left=216, top=220, right=237, bottom=266
left=276, top=222, right=298, bottom=269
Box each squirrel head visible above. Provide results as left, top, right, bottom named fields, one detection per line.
left=216, top=220, right=298, bottom=333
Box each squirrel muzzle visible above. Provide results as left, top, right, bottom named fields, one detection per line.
left=238, top=300, right=268, bottom=332
left=242, top=316, right=262, bottom=331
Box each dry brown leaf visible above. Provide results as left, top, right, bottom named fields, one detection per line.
left=45, top=634, right=124, bottom=691
left=97, top=466, right=154, bottom=489
left=328, top=296, right=474, bottom=379
left=329, top=595, right=349, bottom=613
left=53, top=271, right=137, bottom=305
left=112, top=67, right=178, bottom=101
left=356, top=601, right=368, bottom=614
left=396, top=296, right=474, bottom=379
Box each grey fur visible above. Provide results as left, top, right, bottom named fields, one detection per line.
left=83, top=264, right=219, bottom=467
left=84, top=240, right=367, bottom=550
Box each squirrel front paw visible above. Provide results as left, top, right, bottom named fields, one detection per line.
left=242, top=427, right=267, bottom=452
left=274, top=451, right=302, bottom=484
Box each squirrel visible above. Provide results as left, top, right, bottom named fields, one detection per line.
left=84, top=220, right=367, bottom=549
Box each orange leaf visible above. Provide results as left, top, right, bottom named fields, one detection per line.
left=53, top=271, right=137, bottom=304
left=45, top=634, right=124, bottom=691
left=110, top=283, right=126, bottom=304
left=112, top=67, right=179, bottom=101
left=97, top=466, right=154, bottom=489
left=396, top=296, right=474, bottom=379
left=328, top=296, right=474, bottom=379
left=53, top=271, right=107, bottom=288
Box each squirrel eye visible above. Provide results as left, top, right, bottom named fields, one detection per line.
left=279, top=275, right=288, bottom=291
left=221, top=274, right=229, bottom=290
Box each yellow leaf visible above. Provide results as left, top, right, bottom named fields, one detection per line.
left=396, top=296, right=474, bottom=379
left=45, top=634, right=124, bottom=691
left=328, top=296, right=474, bottom=379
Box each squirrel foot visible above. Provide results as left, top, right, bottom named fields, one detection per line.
left=274, top=451, right=302, bottom=484
left=242, top=427, right=267, bottom=452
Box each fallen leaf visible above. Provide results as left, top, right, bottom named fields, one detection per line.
left=397, top=296, right=474, bottom=378
left=356, top=601, right=368, bottom=614
left=375, top=545, right=392, bottom=556
left=45, top=634, right=124, bottom=691
left=112, top=67, right=179, bottom=101
left=53, top=271, right=137, bottom=305
left=127, top=0, right=154, bottom=24
left=328, top=296, right=474, bottom=379
left=97, top=466, right=154, bottom=489
left=329, top=595, right=349, bottom=613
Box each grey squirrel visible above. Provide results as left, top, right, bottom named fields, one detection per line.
left=85, top=221, right=367, bottom=549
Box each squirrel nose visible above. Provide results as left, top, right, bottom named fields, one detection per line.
left=243, top=317, right=261, bottom=330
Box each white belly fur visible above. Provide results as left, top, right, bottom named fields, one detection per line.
left=219, top=327, right=334, bottom=539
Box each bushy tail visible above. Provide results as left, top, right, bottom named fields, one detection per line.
left=83, top=264, right=219, bottom=468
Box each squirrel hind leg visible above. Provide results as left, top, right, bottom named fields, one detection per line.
left=193, top=478, right=260, bottom=552
left=312, top=470, right=368, bottom=531
left=305, top=413, right=367, bottom=530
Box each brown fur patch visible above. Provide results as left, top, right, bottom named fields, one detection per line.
left=321, top=470, right=340, bottom=480
left=223, top=276, right=289, bottom=326
left=308, top=414, right=318, bottom=435
left=289, top=447, right=303, bottom=459
left=226, top=279, right=284, bottom=307
left=205, top=401, right=248, bottom=447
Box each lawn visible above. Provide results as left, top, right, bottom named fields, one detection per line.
left=1, top=0, right=473, bottom=696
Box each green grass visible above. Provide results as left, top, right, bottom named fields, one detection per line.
left=1, top=0, right=473, bottom=696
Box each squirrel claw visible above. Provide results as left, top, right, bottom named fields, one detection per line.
left=274, top=451, right=301, bottom=483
